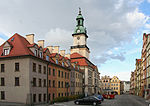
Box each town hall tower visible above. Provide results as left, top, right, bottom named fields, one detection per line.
left=70, top=8, right=90, bottom=59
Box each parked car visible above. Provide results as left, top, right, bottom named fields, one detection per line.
left=93, top=94, right=104, bottom=101
left=102, top=90, right=115, bottom=99
left=74, top=96, right=101, bottom=106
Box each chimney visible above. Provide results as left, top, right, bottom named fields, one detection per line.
left=26, top=34, right=34, bottom=44
left=47, top=46, right=53, bottom=53
left=53, top=46, right=59, bottom=53
left=65, top=53, right=70, bottom=59
left=38, top=40, right=44, bottom=48
left=60, top=50, right=65, bottom=56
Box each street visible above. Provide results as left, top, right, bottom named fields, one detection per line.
left=52, top=94, right=149, bottom=106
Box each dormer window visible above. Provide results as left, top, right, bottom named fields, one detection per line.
left=78, top=66, right=79, bottom=70
left=34, top=49, right=38, bottom=56
left=56, top=59, right=58, bottom=64
left=73, top=64, right=75, bottom=69
left=39, top=52, right=43, bottom=58
left=46, top=55, right=49, bottom=61
left=4, top=48, right=9, bottom=55
left=62, top=62, right=64, bottom=67
left=67, top=61, right=70, bottom=66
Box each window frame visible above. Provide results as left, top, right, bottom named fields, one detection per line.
left=15, top=77, right=20, bottom=86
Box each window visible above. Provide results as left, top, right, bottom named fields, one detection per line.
left=39, top=94, right=41, bottom=102
left=15, top=63, right=19, bottom=71
left=39, top=79, right=41, bottom=87
left=68, top=73, right=69, bottom=79
left=58, top=93, right=60, bottom=97
left=65, top=72, right=66, bottom=79
left=56, top=59, right=58, bottom=64
left=43, top=66, right=46, bottom=74
left=46, top=55, right=49, bottom=61
left=44, top=79, right=46, bottom=87
left=33, top=63, right=36, bottom=72
left=53, top=80, right=55, bottom=88
left=53, top=69, right=55, bottom=76
left=1, top=77, right=4, bottom=86
left=49, top=80, right=51, bottom=87
left=65, top=93, right=66, bottom=96
left=58, top=81, right=60, bottom=88
left=49, top=68, right=51, bottom=75
left=49, top=93, right=51, bottom=101
left=62, top=72, right=63, bottom=78
left=58, top=70, right=60, bottom=77
left=34, top=49, right=38, bottom=56
left=33, top=78, right=36, bottom=87
left=40, top=52, right=43, bottom=58
left=78, top=20, right=80, bottom=25
left=1, top=64, right=4, bottom=72
left=4, top=48, right=9, bottom=55
left=61, top=81, right=63, bottom=88
left=1, top=91, right=5, bottom=100
left=44, top=94, right=46, bottom=102
left=61, top=93, right=63, bottom=97
left=53, top=93, right=55, bottom=99
left=33, top=94, right=36, bottom=103
left=62, top=62, right=64, bottom=66
left=38, top=65, right=41, bottom=73
left=15, top=77, right=19, bottom=86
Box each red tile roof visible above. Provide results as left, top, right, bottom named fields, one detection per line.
left=0, top=33, right=34, bottom=57
left=71, top=58, right=88, bottom=66
left=50, top=53, right=57, bottom=57
left=70, top=52, right=84, bottom=58
left=43, top=48, right=48, bottom=52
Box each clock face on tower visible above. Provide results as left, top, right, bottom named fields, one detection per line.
left=77, top=29, right=80, bottom=33
left=77, top=36, right=80, bottom=40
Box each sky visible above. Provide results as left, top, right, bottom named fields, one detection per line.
left=0, top=0, right=150, bottom=81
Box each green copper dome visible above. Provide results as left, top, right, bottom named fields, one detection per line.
left=76, top=14, right=83, bottom=19
left=73, top=8, right=87, bottom=35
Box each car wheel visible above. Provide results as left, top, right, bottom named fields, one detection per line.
left=75, top=101, right=79, bottom=105
left=93, top=102, right=97, bottom=106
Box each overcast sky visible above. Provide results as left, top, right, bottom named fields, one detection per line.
left=0, top=0, right=150, bottom=81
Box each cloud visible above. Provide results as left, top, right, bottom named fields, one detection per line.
left=44, top=28, right=72, bottom=53
left=147, top=0, right=150, bottom=3
left=0, top=0, right=147, bottom=66
left=101, top=70, right=131, bottom=81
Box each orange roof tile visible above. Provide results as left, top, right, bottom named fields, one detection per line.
left=70, top=52, right=84, bottom=58
left=71, top=58, right=88, bottom=66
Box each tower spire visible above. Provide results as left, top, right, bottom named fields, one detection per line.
left=79, top=7, right=81, bottom=15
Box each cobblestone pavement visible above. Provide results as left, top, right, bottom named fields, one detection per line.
left=51, top=94, right=150, bottom=106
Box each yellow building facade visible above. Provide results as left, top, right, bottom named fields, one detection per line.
left=110, top=76, right=121, bottom=95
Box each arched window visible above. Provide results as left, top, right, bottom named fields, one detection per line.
left=78, top=20, right=80, bottom=25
